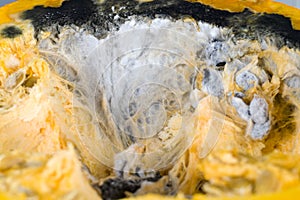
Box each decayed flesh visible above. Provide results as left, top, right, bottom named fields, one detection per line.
left=0, top=1, right=300, bottom=199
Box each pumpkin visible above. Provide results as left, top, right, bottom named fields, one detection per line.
left=0, top=0, right=300, bottom=199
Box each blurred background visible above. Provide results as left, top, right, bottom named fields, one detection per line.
left=277, top=0, right=300, bottom=8
left=0, top=0, right=299, bottom=10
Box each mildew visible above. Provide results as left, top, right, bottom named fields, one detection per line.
left=249, top=96, right=269, bottom=124
left=1, top=25, right=22, bottom=38
left=23, top=3, right=300, bottom=196
left=202, top=68, right=224, bottom=97
left=235, top=70, right=258, bottom=91
left=23, top=0, right=300, bottom=48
